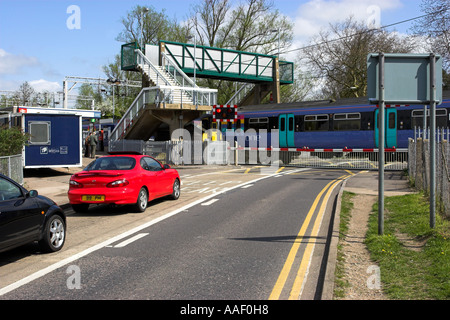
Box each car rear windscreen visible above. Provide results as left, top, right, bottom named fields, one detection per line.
left=85, top=157, right=136, bottom=171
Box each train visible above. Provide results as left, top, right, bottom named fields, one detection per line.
left=200, top=91, right=450, bottom=150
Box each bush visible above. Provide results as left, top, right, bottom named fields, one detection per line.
left=0, top=125, right=29, bottom=156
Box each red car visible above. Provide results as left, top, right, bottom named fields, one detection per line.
left=68, top=153, right=180, bottom=213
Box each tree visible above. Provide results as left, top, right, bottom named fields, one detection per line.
left=302, top=17, right=417, bottom=99
left=189, top=0, right=295, bottom=103
left=413, top=0, right=450, bottom=72
left=101, top=54, right=142, bottom=118
left=13, top=81, right=35, bottom=106
left=76, top=84, right=96, bottom=109
left=116, top=5, right=183, bottom=46
left=0, top=125, right=29, bottom=156
left=191, top=0, right=292, bottom=55
left=112, top=1, right=297, bottom=105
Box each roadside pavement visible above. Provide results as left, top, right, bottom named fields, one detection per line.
left=343, top=170, right=415, bottom=197
left=321, top=169, right=415, bottom=300
left=23, top=155, right=96, bottom=209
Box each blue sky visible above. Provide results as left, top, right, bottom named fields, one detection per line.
left=0, top=0, right=424, bottom=93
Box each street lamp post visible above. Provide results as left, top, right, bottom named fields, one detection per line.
left=270, top=28, right=280, bottom=58
left=187, top=34, right=197, bottom=105
left=140, top=7, right=149, bottom=50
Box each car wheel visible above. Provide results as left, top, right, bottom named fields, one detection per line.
left=135, top=187, right=148, bottom=212
left=39, top=215, right=66, bottom=253
left=72, top=204, right=89, bottom=213
left=170, top=179, right=180, bottom=200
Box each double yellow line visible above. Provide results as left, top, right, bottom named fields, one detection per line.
left=269, top=173, right=353, bottom=300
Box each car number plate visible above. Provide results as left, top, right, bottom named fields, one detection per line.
left=82, top=195, right=105, bottom=202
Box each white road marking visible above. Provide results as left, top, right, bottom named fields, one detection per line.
left=111, top=233, right=149, bottom=248
left=0, top=167, right=308, bottom=296
left=201, top=199, right=219, bottom=206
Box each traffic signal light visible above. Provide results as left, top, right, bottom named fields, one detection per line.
left=213, top=105, right=237, bottom=122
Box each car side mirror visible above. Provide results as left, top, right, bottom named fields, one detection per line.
left=163, top=164, right=171, bottom=169
left=27, top=190, right=38, bottom=198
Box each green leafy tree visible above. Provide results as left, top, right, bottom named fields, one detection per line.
left=0, top=126, right=29, bottom=156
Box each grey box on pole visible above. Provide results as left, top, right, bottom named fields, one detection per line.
left=367, top=53, right=442, bottom=105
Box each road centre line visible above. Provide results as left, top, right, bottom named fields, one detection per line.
left=288, top=177, right=347, bottom=299
left=0, top=168, right=292, bottom=296
left=269, top=174, right=350, bottom=300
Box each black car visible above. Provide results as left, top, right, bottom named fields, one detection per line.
left=0, top=173, right=66, bottom=253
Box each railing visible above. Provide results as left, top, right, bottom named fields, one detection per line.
left=228, top=147, right=409, bottom=171
left=135, top=49, right=173, bottom=87
left=110, top=86, right=217, bottom=142
left=161, top=51, right=197, bottom=88
left=121, top=42, right=139, bottom=71
left=409, top=138, right=450, bottom=216
left=162, top=40, right=294, bottom=84
left=414, top=127, right=450, bottom=141
left=226, top=83, right=255, bottom=106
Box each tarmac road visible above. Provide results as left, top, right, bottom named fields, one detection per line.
left=0, top=154, right=412, bottom=301
left=1, top=165, right=348, bottom=300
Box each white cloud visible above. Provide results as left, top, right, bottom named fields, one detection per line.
left=292, top=0, right=404, bottom=46
left=29, top=79, right=61, bottom=92
left=0, top=49, right=39, bottom=74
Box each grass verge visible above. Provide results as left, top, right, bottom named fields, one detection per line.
left=365, top=193, right=450, bottom=300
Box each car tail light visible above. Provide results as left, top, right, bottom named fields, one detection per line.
left=69, top=180, right=83, bottom=188
left=106, top=179, right=129, bottom=188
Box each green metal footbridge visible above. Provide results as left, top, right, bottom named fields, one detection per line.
left=111, top=40, right=294, bottom=143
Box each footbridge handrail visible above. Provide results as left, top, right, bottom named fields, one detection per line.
left=135, top=49, right=172, bottom=87
left=161, top=51, right=197, bottom=88
left=110, top=85, right=217, bottom=143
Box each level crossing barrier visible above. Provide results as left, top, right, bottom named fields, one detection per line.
left=227, top=146, right=408, bottom=171
left=110, top=139, right=408, bottom=170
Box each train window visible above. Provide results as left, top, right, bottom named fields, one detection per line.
left=249, top=117, right=268, bottom=124
left=280, top=117, right=285, bottom=131
left=333, top=113, right=361, bottom=131
left=304, top=114, right=329, bottom=131
left=412, top=108, right=448, bottom=128
left=389, top=113, right=396, bottom=129
left=249, top=117, right=269, bottom=131
left=289, top=117, right=294, bottom=131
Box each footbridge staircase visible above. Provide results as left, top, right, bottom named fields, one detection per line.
left=111, top=40, right=294, bottom=143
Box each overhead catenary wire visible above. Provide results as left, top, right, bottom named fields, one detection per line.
left=279, top=7, right=449, bottom=56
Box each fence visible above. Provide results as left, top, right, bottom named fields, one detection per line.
left=0, top=154, right=23, bottom=185
left=110, top=139, right=408, bottom=170
left=408, top=138, right=450, bottom=217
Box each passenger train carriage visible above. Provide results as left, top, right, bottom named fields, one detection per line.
left=205, top=91, right=450, bottom=150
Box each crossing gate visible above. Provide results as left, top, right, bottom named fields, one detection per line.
left=227, top=146, right=408, bottom=171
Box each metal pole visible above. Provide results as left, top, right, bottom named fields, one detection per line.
left=378, top=53, right=385, bottom=235
left=193, top=34, right=197, bottom=106
left=63, top=80, right=68, bottom=109
left=112, top=85, right=115, bottom=124
left=430, top=53, right=436, bottom=228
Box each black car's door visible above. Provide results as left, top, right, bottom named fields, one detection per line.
left=0, top=177, right=42, bottom=251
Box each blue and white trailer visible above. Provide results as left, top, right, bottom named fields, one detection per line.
left=1, top=106, right=100, bottom=169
